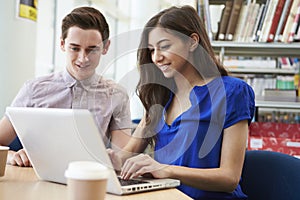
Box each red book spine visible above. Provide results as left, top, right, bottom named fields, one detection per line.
left=267, top=0, right=286, bottom=42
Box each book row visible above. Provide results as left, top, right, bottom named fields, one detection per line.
left=257, top=111, right=300, bottom=123
left=224, top=56, right=299, bottom=69
left=240, top=74, right=296, bottom=96
left=199, top=0, right=300, bottom=43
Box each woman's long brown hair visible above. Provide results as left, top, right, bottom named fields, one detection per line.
left=136, top=5, right=228, bottom=146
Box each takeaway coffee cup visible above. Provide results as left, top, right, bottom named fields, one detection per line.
left=0, top=146, right=9, bottom=177
left=65, top=161, right=109, bottom=200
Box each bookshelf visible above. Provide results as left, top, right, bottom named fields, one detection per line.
left=210, top=40, right=300, bottom=157
left=212, top=41, right=300, bottom=88
left=207, top=0, right=300, bottom=89
left=211, top=40, right=300, bottom=101
left=254, top=95, right=300, bottom=127
left=209, top=4, right=300, bottom=126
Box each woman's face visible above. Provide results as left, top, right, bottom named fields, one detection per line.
left=60, top=26, right=109, bottom=81
left=148, top=27, right=193, bottom=79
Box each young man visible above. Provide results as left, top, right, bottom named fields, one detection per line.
left=0, top=7, right=132, bottom=167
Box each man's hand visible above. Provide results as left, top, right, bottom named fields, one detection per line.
left=7, top=149, right=32, bottom=167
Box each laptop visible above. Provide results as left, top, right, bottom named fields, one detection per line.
left=6, top=107, right=180, bottom=195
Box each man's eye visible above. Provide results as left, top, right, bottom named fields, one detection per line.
left=87, top=48, right=100, bottom=54
left=70, top=47, right=79, bottom=52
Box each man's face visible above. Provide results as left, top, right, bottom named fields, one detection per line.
left=60, top=26, right=109, bottom=80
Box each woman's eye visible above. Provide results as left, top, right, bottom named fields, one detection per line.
left=160, top=45, right=170, bottom=50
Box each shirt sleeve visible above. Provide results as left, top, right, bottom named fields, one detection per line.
left=224, top=81, right=255, bottom=129
left=109, top=85, right=132, bottom=131
left=4, top=81, right=33, bottom=120
left=10, top=81, right=33, bottom=107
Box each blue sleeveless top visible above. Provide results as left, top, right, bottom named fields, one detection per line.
left=154, top=76, right=255, bottom=200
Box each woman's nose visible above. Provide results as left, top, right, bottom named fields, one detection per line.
left=152, top=49, right=163, bottom=63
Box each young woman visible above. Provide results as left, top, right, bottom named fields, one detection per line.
left=108, top=5, right=255, bottom=200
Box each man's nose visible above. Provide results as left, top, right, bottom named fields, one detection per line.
left=78, top=50, right=89, bottom=62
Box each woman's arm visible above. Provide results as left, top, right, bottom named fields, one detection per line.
left=110, top=128, right=132, bottom=151
left=108, top=116, right=149, bottom=170
left=121, top=120, right=248, bottom=193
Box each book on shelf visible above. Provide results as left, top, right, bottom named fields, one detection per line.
left=259, top=0, right=279, bottom=42
left=217, top=0, right=233, bottom=40
left=237, top=1, right=255, bottom=42
left=294, top=14, right=300, bottom=41
left=274, top=0, right=294, bottom=42
left=233, top=3, right=247, bottom=41
left=204, top=0, right=213, bottom=41
left=281, top=0, right=300, bottom=43
left=266, top=0, right=286, bottom=42
left=244, top=2, right=260, bottom=42
left=287, top=5, right=300, bottom=42
left=277, top=57, right=297, bottom=69
left=276, top=75, right=296, bottom=90
left=251, top=4, right=265, bottom=42
left=209, top=5, right=224, bottom=40
left=197, top=0, right=213, bottom=41
left=225, top=0, right=243, bottom=41
left=294, top=10, right=300, bottom=41
left=197, top=0, right=206, bottom=23
left=234, top=0, right=253, bottom=42
left=223, top=58, right=277, bottom=69
left=249, top=75, right=277, bottom=97
left=254, top=0, right=271, bottom=42
left=264, top=89, right=296, bottom=97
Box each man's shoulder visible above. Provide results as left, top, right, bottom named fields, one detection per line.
left=99, top=77, right=129, bottom=97
left=25, top=71, right=64, bottom=85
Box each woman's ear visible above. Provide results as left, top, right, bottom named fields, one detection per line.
left=189, top=33, right=199, bottom=52
left=102, top=39, right=111, bottom=55
left=60, top=38, right=65, bottom=51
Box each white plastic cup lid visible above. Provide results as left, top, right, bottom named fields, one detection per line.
left=0, top=146, right=9, bottom=150
left=64, top=161, right=110, bottom=180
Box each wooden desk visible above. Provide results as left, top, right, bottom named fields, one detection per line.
left=0, top=165, right=192, bottom=200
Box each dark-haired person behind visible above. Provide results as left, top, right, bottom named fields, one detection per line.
left=108, top=5, right=255, bottom=200
left=0, top=6, right=132, bottom=167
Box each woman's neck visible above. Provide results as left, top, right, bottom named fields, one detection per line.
left=174, top=67, right=207, bottom=95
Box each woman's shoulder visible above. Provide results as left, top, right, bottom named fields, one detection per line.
left=221, top=75, right=246, bottom=84
left=221, top=76, right=252, bottom=91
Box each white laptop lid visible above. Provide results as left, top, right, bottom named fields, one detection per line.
left=6, top=107, right=180, bottom=195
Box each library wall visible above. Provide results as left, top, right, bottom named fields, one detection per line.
left=0, top=0, right=37, bottom=116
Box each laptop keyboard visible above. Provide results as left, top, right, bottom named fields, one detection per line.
left=118, top=177, right=148, bottom=186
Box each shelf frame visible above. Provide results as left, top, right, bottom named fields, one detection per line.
left=212, top=41, right=300, bottom=59
left=227, top=68, right=296, bottom=75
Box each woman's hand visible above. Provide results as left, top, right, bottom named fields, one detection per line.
left=120, top=153, right=170, bottom=180
left=7, top=149, right=31, bottom=167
